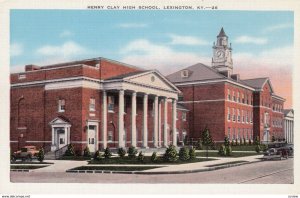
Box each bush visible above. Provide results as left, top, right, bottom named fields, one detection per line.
left=224, top=136, right=230, bottom=147
left=243, top=138, right=246, bottom=145
left=179, top=147, right=190, bottom=161
left=255, top=145, right=261, bottom=153
left=65, top=144, right=75, bottom=156
left=231, top=140, right=235, bottom=146
left=127, top=146, right=138, bottom=159
left=151, top=152, right=158, bottom=162
left=94, top=150, right=102, bottom=161
left=137, top=151, right=144, bottom=162
left=117, top=147, right=126, bottom=158
left=189, top=147, right=196, bottom=160
left=226, top=145, right=232, bottom=156
left=37, top=148, right=45, bottom=162
left=218, top=145, right=226, bottom=156
left=164, top=145, right=178, bottom=162
left=83, top=146, right=91, bottom=157
left=104, top=148, right=112, bottom=159
left=196, top=139, right=203, bottom=150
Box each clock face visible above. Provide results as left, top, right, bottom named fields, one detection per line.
left=216, top=50, right=224, bottom=58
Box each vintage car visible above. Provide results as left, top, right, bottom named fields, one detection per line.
left=11, top=146, right=39, bottom=162
left=263, top=147, right=290, bottom=160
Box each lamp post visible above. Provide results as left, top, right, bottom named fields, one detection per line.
left=18, top=133, right=24, bottom=150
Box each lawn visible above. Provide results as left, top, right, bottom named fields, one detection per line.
left=70, top=166, right=164, bottom=172
left=11, top=161, right=53, bottom=165
left=231, top=145, right=257, bottom=151
left=89, top=156, right=216, bottom=165
left=10, top=165, right=48, bottom=170
left=59, top=156, right=92, bottom=161
left=196, top=151, right=260, bottom=158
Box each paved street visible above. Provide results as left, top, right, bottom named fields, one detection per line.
left=10, top=158, right=293, bottom=184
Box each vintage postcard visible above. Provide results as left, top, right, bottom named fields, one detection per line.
left=0, top=0, right=299, bottom=196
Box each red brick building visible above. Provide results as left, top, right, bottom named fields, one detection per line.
left=10, top=28, right=285, bottom=154
left=10, top=58, right=189, bottom=153
left=167, top=28, right=285, bottom=143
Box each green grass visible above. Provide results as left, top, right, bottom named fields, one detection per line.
left=59, top=156, right=92, bottom=161
left=230, top=145, right=257, bottom=151
left=70, top=166, right=163, bottom=171
left=11, top=161, right=53, bottom=165
left=205, top=160, right=248, bottom=167
left=89, top=156, right=216, bottom=165
left=10, top=165, right=48, bottom=170
left=196, top=151, right=260, bottom=158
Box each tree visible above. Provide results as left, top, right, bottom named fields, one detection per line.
left=179, top=147, right=190, bottom=161
left=224, top=136, right=230, bottom=147
left=104, top=147, right=112, bottom=159
left=127, top=146, right=138, bottom=159
left=65, top=144, right=75, bottom=156
left=163, top=145, right=178, bottom=162
left=83, top=146, right=91, bottom=157
left=137, top=151, right=144, bottom=162
left=37, top=147, right=45, bottom=162
left=189, top=147, right=196, bottom=160
left=201, top=128, right=213, bottom=158
left=94, top=150, right=102, bottom=161
left=118, top=147, right=126, bottom=158
left=218, top=145, right=226, bottom=156
left=151, top=152, right=158, bottom=162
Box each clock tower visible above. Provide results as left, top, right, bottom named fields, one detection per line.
left=212, top=27, right=233, bottom=76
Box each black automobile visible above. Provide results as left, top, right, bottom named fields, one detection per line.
left=263, top=146, right=291, bottom=160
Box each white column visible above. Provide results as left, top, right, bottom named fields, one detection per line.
left=143, top=93, right=148, bottom=148
left=64, top=126, right=68, bottom=145
left=163, top=98, right=168, bottom=147
left=118, top=90, right=125, bottom=148
left=131, top=91, right=137, bottom=147
left=289, top=120, right=291, bottom=143
left=292, top=121, right=294, bottom=143
left=172, top=99, right=177, bottom=146
left=51, top=127, right=56, bottom=151
left=67, top=127, right=70, bottom=145
left=158, top=99, right=162, bottom=147
left=102, top=90, right=107, bottom=149
left=153, top=95, right=159, bottom=147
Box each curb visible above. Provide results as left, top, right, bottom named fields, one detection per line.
left=65, top=160, right=263, bottom=175
left=10, top=169, right=30, bottom=172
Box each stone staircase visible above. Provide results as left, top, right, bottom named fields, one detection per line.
left=44, top=151, right=56, bottom=160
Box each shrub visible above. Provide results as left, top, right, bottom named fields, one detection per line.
left=189, top=147, right=196, bottom=160
left=127, top=146, right=138, bottom=159
left=231, top=140, right=235, bottom=146
left=151, top=152, right=158, bottom=162
left=210, top=141, right=216, bottom=150
left=83, top=146, right=91, bottom=157
left=137, top=151, right=144, bottom=162
left=243, top=138, right=246, bottom=145
left=226, top=145, right=232, bottom=156
left=117, top=147, right=126, bottom=158
left=196, top=139, right=203, bottom=150
left=94, top=150, right=102, bottom=161
left=37, top=148, right=45, bottom=162
left=224, top=136, right=230, bottom=147
left=179, top=147, right=190, bottom=161
left=65, top=144, right=75, bottom=156
left=255, top=145, right=261, bottom=153
left=104, top=147, right=112, bottom=159
left=164, top=145, right=178, bottom=162
left=218, top=145, right=226, bottom=156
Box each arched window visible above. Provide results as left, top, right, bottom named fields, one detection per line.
left=18, top=98, right=26, bottom=127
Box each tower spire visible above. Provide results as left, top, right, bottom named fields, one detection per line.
left=218, top=27, right=227, bottom=37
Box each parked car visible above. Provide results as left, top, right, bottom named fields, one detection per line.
left=263, top=147, right=290, bottom=160
left=11, top=146, right=39, bottom=162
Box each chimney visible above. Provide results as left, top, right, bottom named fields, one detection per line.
left=25, top=64, right=40, bottom=72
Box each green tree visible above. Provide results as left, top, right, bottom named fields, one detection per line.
left=94, top=150, right=102, bottom=161
left=218, top=145, right=226, bottom=156
left=118, top=147, right=126, bottom=158
left=179, top=147, right=190, bottom=161
left=163, top=145, right=178, bottom=162
left=83, top=146, right=91, bottom=157
left=65, top=144, right=75, bottom=156
left=37, top=147, right=45, bottom=162
left=201, top=128, right=213, bottom=158
left=151, top=152, right=158, bottom=162
left=189, top=147, right=196, bottom=160
left=224, top=136, right=230, bottom=147
left=127, top=146, right=138, bottom=159
left=104, top=147, right=112, bottom=159
left=137, top=151, right=144, bottom=162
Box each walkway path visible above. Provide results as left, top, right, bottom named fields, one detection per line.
left=31, top=160, right=88, bottom=173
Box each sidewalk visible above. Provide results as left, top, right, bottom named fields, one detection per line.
left=31, top=160, right=88, bottom=173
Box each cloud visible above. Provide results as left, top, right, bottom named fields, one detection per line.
left=234, top=35, right=268, bottom=45
left=168, top=34, right=209, bottom=46
left=117, top=23, right=148, bottom=28
left=263, top=23, right=293, bottom=33
left=120, top=39, right=209, bottom=74
left=36, top=41, right=88, bottom=58
left=59, top=30, right=73, bottom=38
left=10, top=42, right=23, bottom=57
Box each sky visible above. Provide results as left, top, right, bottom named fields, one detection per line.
left=10, top=10, right=294, bottom=108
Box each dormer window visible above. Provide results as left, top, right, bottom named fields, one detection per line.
left=181, top=70, right=189, bottom=78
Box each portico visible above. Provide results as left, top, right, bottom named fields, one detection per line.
left=101, top=70, right=180, bottom=149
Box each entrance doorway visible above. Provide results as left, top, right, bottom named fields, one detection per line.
left=57, top=128, right=67, bottom=149
left=87, top=125, right=97, bottom=152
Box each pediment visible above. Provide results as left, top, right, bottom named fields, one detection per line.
left=49, top=117, right=70, bottom=125
left=125, top=71, right=180, bottom=92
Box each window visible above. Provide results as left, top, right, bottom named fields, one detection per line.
left=242, top=93, right=245, bottom=103
left=233, top=91, right=236, bottom=101
left=242, top=110, right=244, bottom=123
left=58, top=99, right=65, bottom=112
left=227, top=107, right=231, bottom=121
left=246, top=111, right=249, bottom=123
left=233, top=128, right=236, bottom=140
left=227, top=89, right=231, bottom=100
left=250, top=112, right=253, bottom=123
left=237, top=92, right=240, bottom=103
left=181, top=70, right=189, bottom=78
left=237, top=109, right=240, bottom=122
left=182, top=112, right=186, bottom=121
left=108, top=131, right=113, bottom=142
left=182, top=130, right=187, bottom=143
left=228, top=127, right=231, bottom=140
left=89, top=98, right=95, bottom=111
left=232, top=108, right=236, bottom=121
left=108, top=96, right=115, bottom=112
